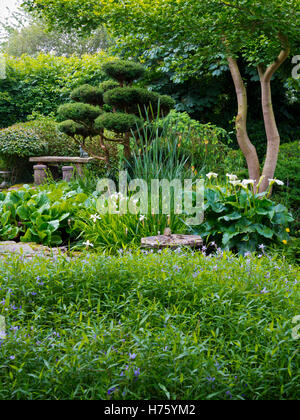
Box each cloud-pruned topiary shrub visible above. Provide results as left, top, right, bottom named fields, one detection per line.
left=58, top=59, right=175, bottom=161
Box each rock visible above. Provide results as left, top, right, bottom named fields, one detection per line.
left=141, top=233, right=203, bottom=250
left=0, top=241, right=68, bottom=258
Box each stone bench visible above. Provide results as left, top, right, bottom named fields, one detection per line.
left=29, top=156, right=95, bottom=185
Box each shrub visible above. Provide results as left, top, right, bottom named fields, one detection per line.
left=273, top=141, right=300, bottom=233
left=156, top=110, right=239, bottom=175
left=103, top=87, right=141, bottom=109
left=58, top=60, right=175, bottom=161
left=26, top=115, right=79, bottom=157
left=99, top=80, right=120, bottom=92
left=193, top=176, right=294, bottom=254
left=0, top=53, right=114, bottom=129
left=102, top=60, right=146, bottom=84
left=58, top=120, right=92, bottom=139
left=0, top=251, right=299, bottom=400
left=0, top=183, right=86, bottom=245
left=95, top=113, right=143, bottom=133
left=70, top=84, right=104, bottom=106
left=0, top=123, right=48, bottom=181
left=57, top=103, right=102, bottom=125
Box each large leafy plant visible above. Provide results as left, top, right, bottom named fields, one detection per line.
left=194, top=175, right=294, bottom=254
left=0, top=184, right=88, bottom=246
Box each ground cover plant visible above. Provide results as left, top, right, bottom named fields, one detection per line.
left=0, top=250, right=299, bottom=400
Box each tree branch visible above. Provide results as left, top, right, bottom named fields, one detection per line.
left=263, top=33, right=290, bottom=82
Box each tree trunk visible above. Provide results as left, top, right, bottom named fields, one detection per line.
left=123, top=133, right=131, bottom=160
left=227, top=56, right=261, bottom=185
left=257, top=36, right=290, bottom=192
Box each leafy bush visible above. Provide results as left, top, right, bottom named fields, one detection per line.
left=95, top=113, right=143, bottom=133
left=57, top=103, right=102, bottom=125
left=26, top=115, right=79, bottom=157
left=0, top=53, right=114, bottom=128
left=0, top=124, right=48, bottom=158
left=70, top=84, right=104, bottom=106
left=193, top=176, right=293, bottom=254
left=102, top=60, right=146, bottom=84
left=0, top=251, right=299, bottom=400
left=273, top=141, right=300, bottom=233
left=0, top=123, right=48, bottom=181
left=99, top=80, right=120, bottom=92
left=58, top=60, right=175, bottom=161
left=0, top=184, right=87, bottom=245
left=156, top=110, right=241, bottom=176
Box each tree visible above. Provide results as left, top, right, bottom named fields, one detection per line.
left=1, top=23, right=110, bottom=56
left=23, top=0, right=300, bottom=192
left=58, top=59, right=175, bottom=162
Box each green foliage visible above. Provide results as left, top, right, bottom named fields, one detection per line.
left=58, top=120, right=91, bottom=139
left=58, top=60, right=174, bottom=160
left=0, top=53, right=113, bottom=128
left=95, top=113, right=143, bottom=134
left=103, top=87, right=141, bottom=109
left=0, top=124, right=48, bottom=158
left=194, top=177, right=293, bottom=254
left=0, top=183, right=87, bottom=246
left=273, top=141, right=300, bottom=233
left=57, top=103, right=102, bottom=127
left=70, top=84, right=104, bottom=106
left=102, top=60, right=146, bottom=84
left=77, top=200, right=185, bottom=254
left=128, top=113, right=189, bottom=182
left=26, top=115, right=79, bottom=157
left=1, top=22, right=111, bottom=57
left=99, top=80, right=120, bottom=92
left=103, top=87, right=175, bottom=116
left=0, top=250, right=299, bottom=399
left=0, top=122, right=48, bottom=180
left=157, top=110, right=238, bottom=175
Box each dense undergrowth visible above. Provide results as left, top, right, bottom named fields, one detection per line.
left=0, top=250, right=299, bottom=400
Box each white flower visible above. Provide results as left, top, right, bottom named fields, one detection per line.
left=226, top=173, right=238, bottom=181
left=242, top=179, right=256, bottom=186
left=90, top=214, right=101, bottom=223
left=139, top=215, right=146, bottom=222
left=229, top=180, right=242, bottom=187
left=83, top=240, right=94, bottom=248
left=268, top=178, right=284, bottom=186
left=206, top=172, right=218, bottom=179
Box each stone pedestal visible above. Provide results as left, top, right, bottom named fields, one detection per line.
left=62, top=166, right=75, bottom=182
left=33, top=165, right=47, bottom=185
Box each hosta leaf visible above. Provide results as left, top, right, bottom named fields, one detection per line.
left=218, top=212, right=242, bottom=221
left=254, top=224, right=274, bottom=238
left=16, top=205, right=30, bottom=220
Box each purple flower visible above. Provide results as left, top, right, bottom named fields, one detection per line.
left=9, top=355, right=15, bottom=360
left=107, top=387, right=116, bottom=395
left=134, top=368, right=140, bottom=377
left=129, top=353, right=137, bottom=360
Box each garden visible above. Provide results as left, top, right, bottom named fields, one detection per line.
left=0, top=0, right=299, bottom=401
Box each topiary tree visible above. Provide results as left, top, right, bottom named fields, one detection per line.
left=58, top=59, right=175, bottom=161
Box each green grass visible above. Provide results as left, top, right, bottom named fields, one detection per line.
left=0, top=250, right=299, bottom=400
